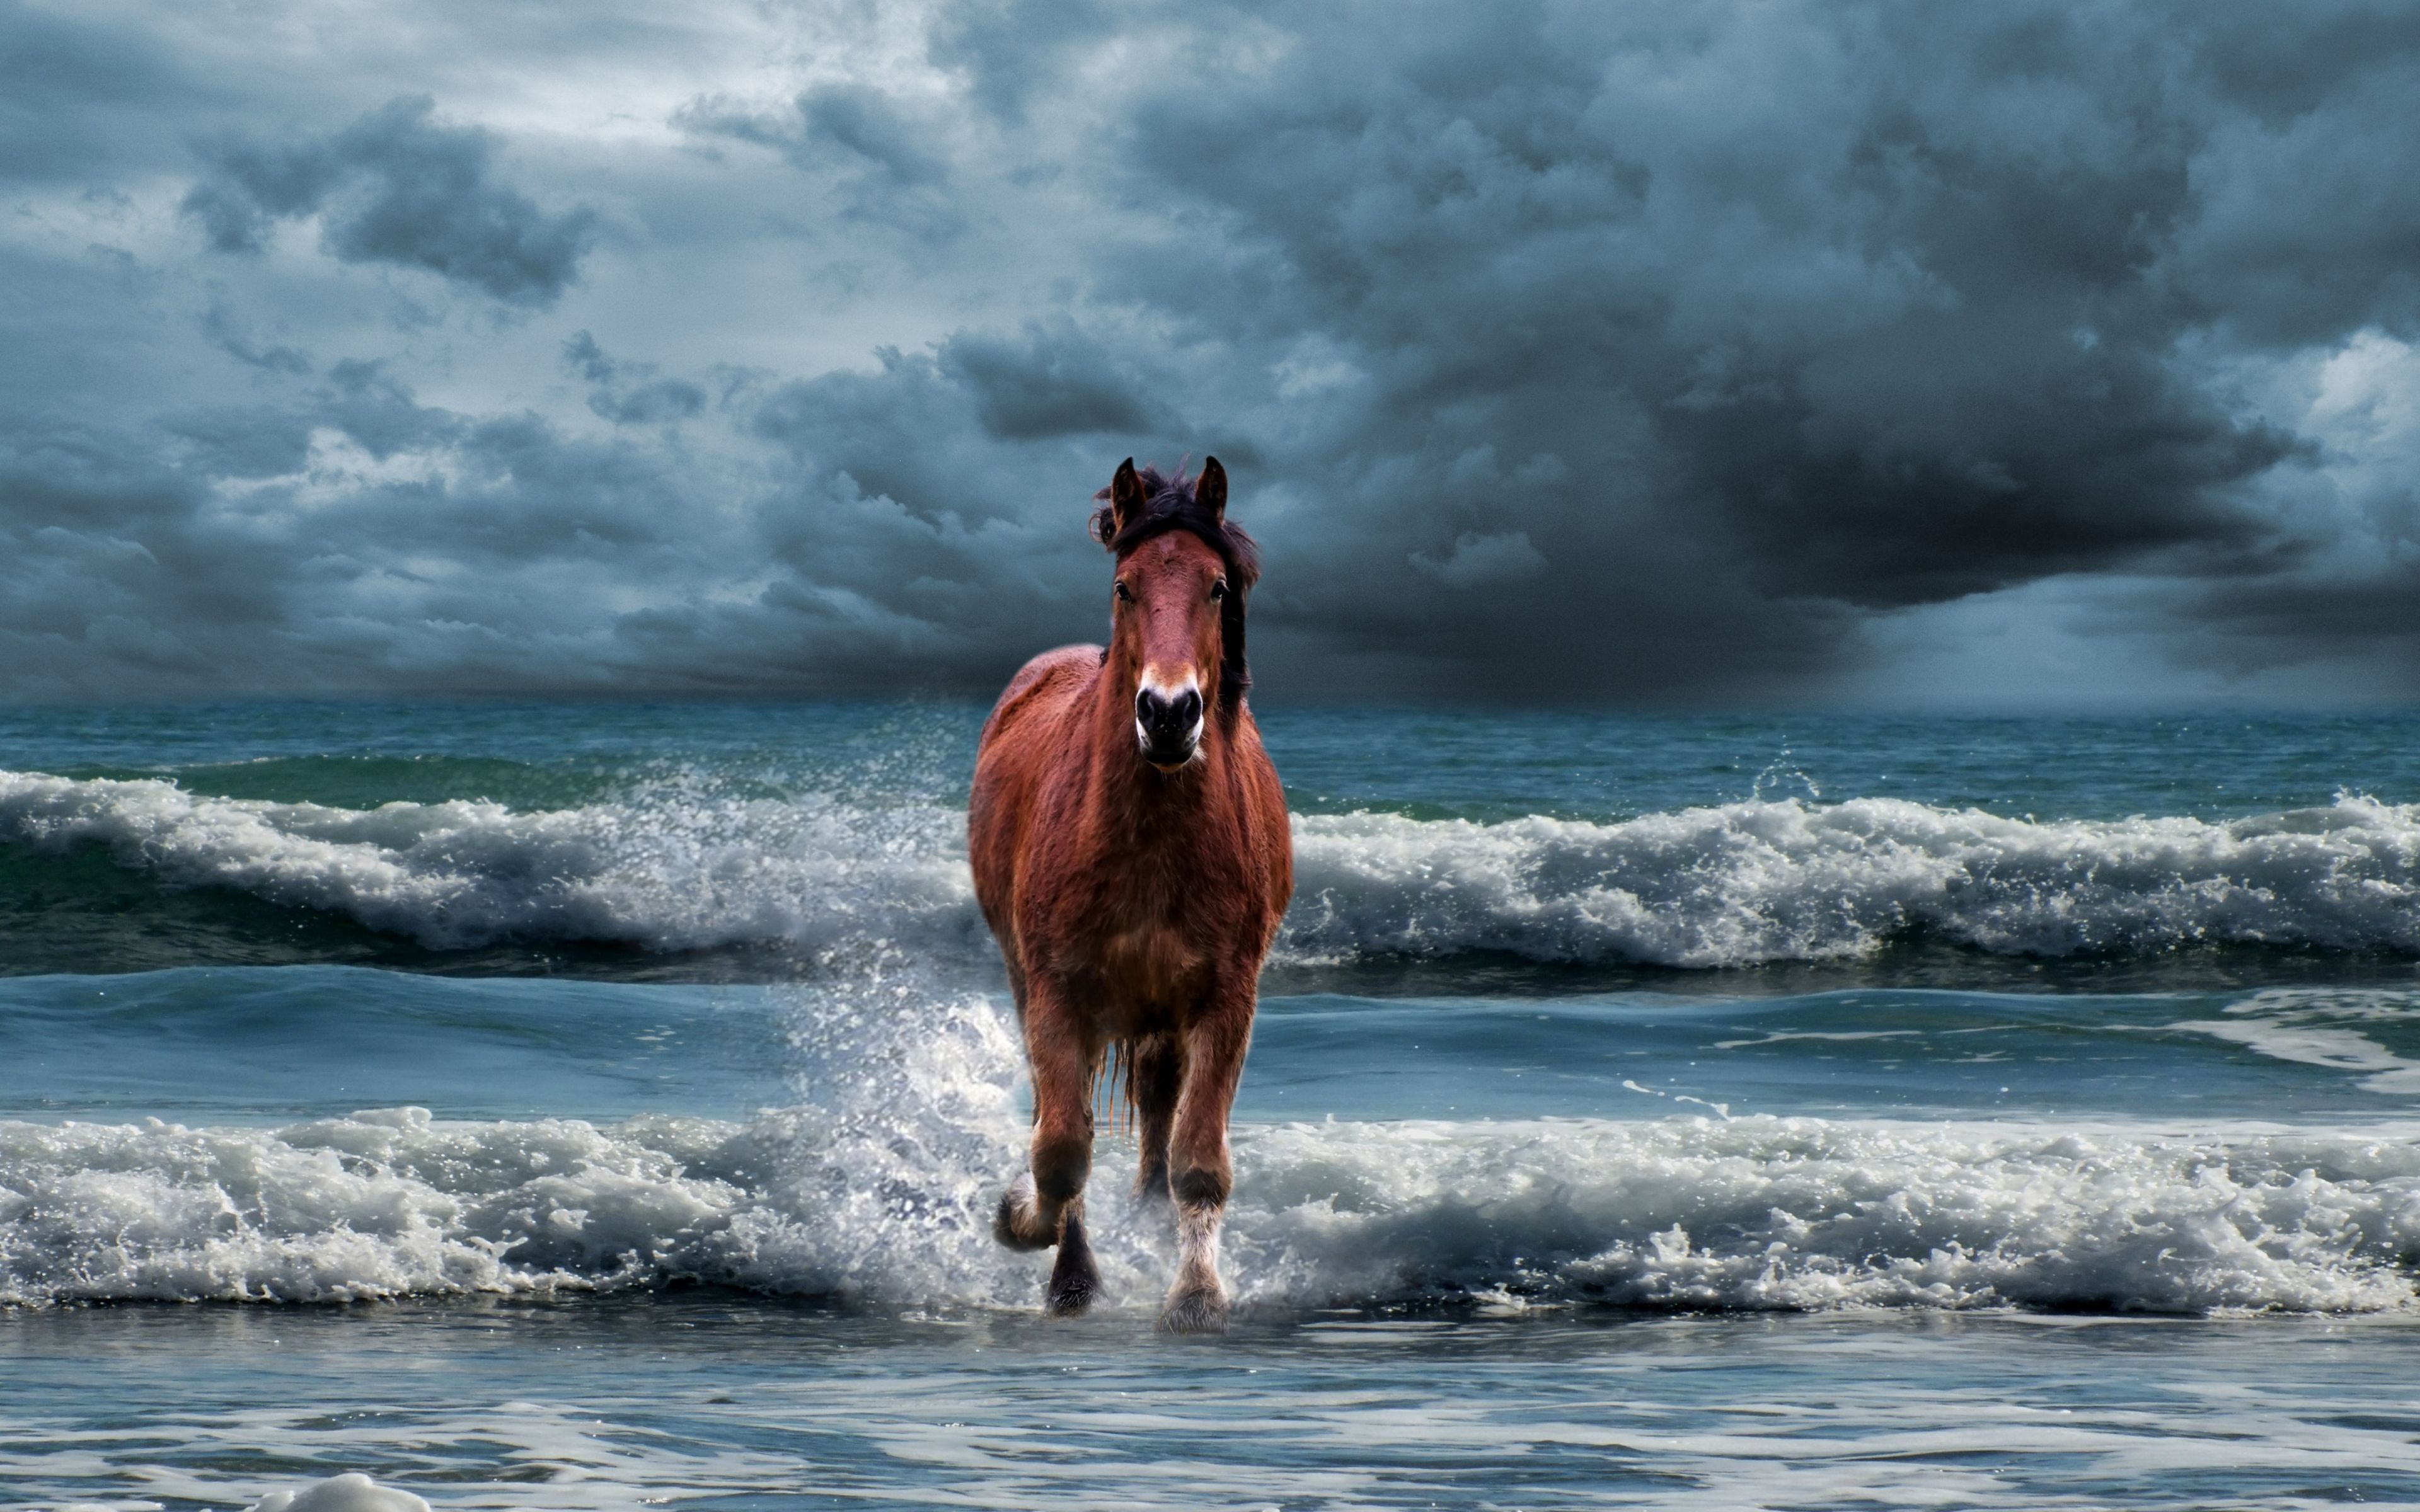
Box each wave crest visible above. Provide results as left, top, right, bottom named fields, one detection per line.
left=11, top=769, right=2420, bottom=966
left=8, top=1103, right=2418, bottom=1315
left=0, top=769, right=979, bottom=955
left=1286, top=795, right=2420, bottom=965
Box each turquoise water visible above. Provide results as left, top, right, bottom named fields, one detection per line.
left=9, top=701, right=2420, bottom=1508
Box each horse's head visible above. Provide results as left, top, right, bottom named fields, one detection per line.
left=1091, top=457, right=1259, bottom=772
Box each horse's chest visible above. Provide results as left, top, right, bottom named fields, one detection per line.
left=1095, top=920, right=1206, bottom=1013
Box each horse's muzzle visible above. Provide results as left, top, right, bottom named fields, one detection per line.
left=1135, top=685, right=1204, bottom=768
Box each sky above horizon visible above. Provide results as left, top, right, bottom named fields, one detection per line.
left=6, top=0, right=2420, bottom=707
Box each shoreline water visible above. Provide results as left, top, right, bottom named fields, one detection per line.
left=13, top=1297, right=2420, bottom=1510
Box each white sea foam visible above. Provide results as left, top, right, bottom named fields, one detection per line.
left=9, top=1097, right=2420, bottom=1314
left=1284, top=794, right=2420, bottom=965
left=247, top=1474, right=430, bottom=1512
left=0, top=769, right=981, bottom=956
left=1232, top=1116, right=2420, bottom=1314
left=11, top=769, right=2420, bottom=965
left=2167, top=988, right=2420, bottom=1093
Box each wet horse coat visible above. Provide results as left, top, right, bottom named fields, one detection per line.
left=968, top=458, right=1291, bottom=1331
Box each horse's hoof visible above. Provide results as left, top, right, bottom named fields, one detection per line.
left=993, top=1175, right=1054, bottom=1252
left=1047, top=1271, right=1102, bottom=1315
left=1047, top=1213, right=1101, bottom=1316
left=1157, top=1285, right=1228, bottom=1336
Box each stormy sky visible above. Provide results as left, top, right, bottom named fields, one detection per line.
left=6, top=1, right=2420, bottom=706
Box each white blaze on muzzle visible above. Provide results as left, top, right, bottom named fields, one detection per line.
left=1135, top=666, right=1205, bottom=764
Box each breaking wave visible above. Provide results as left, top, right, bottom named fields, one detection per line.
left=0, top=768, right=982, bottom=958
left=1284, top=796, right=2420, bottom=965
left=10, top=938, right=2420, bottom=1317
left=10, top=1099, right=2420, bottom=1315
left=10, top=769, right=2420, bottom=967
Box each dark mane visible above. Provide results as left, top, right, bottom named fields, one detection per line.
left=1089, top=464, right=1261, bottom=704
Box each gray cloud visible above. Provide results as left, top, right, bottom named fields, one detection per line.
left=937, top=326, right=1162, bottom=440
left=1001, top=0, right=2417, bottom=694
left=4, top=0, right=2420, bottom=704
left=678, top=84, right=946, bottom=185
left=200, top=302, right=311, bottom=375
left=0, top=9, right=198, bottom=183
left=674, top=82, right=961, bottom=234
left=563, top=333, right=706, bottom=425
left=184, top=96, right=598, bottom=304
left=800, top=84, right=948, bottom=188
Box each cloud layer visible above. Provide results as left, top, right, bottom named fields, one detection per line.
left=4, top=0, right=2420, bottom=704
left=185, top=97, right=599, bottom=304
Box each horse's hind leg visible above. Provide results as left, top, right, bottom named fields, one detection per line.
left=992, top=985, right=1102, bottom=1314
left=1129, top=1033, right=1184, bottom=1204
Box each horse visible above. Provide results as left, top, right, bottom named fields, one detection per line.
left=967, top=456, right=1292, bottom=1333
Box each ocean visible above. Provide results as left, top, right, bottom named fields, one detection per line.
left=9, top=699, right=2420, bottom=1509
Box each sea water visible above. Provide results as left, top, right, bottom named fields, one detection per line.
left=8, top=701, right=2420, bottom=1508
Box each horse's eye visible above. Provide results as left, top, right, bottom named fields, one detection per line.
left=1114, top=581, right=1134, bottom=603
left=1210, top=580, right=1228, bottom=601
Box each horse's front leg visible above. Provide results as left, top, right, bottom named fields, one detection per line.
left=1161, top=987, right=1254, bottom=1334
left=992, top=980, right=1102, bottom=1315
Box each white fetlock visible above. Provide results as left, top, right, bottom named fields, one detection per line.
left=992, top=1172, right=1056, bottom=1252
left=1158, top=1281, right=1229, bottom=1334
left=1159, top=1200, right=1228, bottom=1332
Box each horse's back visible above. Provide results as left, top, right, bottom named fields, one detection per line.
left=979, top=644, right=1098, bottom=753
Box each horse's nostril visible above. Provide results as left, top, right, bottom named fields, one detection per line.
left=1135, top=686, right=1202, bottom=742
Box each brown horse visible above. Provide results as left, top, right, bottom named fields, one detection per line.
left=968, top=457, right=1292, bottom=1332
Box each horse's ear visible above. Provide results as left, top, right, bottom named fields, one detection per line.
left=1196, top=456, right=1226, bottom=522
left=1110, top=457, right=1144, bottom=534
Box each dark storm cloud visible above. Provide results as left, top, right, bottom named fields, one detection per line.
left=799, top=85, right=948, bottom=188
left=0, top=8, right=197, bottom=183
left=0, top=427, right=282, bottom=689
left=936, top=327, right=1161, bottom=440
left=0, top=378, right=759, bottom=699
left=8, top=0, right=2420, bottom=703
left=925, top=0, right=1107, bottom=120
left=0, top=335, right=1084, bottom=699
left=1088, top=12, right=2201, bottom=624
left=910, top=0, right=2416, bottom=694
left=200, top=304, right=311, bottom=375
left=673, top=82, right=961, bottom=234
left=184, top=96, right=598, bottom=304
left=161, top=406, right=316, bottom=478
left=562, top=333, right=706, bottom=426
left=678, top=84, right=945, bottom=185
